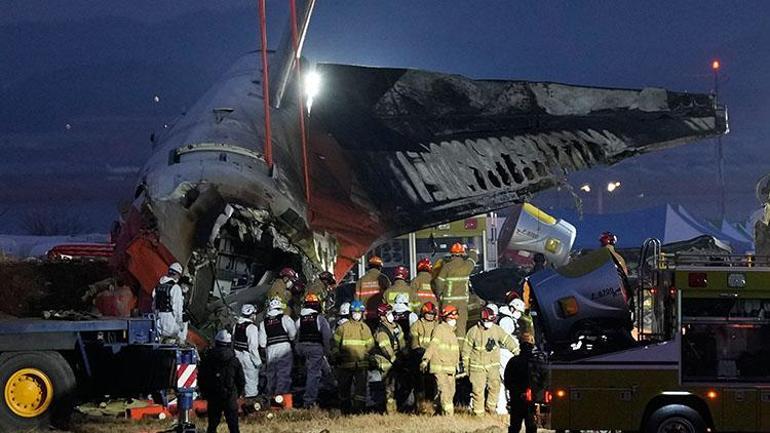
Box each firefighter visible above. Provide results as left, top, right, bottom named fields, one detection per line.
left=496, top=292, right=523, bottom=414
left=411, top=301, right=439, bottom=413
left=295, top=293, right=332, bottom=408
left=382, top=265, right=417, bottom=309
left=600, top=231, right=629, bottom=276
left=355, top=256, right=391, bottom=324
left=391, top=293, right=418, bottom=411
left=257, top=298, right=297, bottom=407
left=370, top=303, right=406, bottom=414
left=435, top=242, right=478, bottom=343
left=199, top=329, right=245, bottom=433
left=332, top=300, right=373, bottom=414
left=420, top=305, right=460, bottom=415
left=267, top=267, right=299, bottom=305
left=463, top=307, right=520, bottom=416
left=411, top=258, right=438, bottom=310
left=306, top=271, right=337, bottom=312
left=233, top=304, right=262, bottom=400
left=153, top=262, right=188, bottom=344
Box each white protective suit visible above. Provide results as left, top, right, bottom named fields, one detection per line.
left=295, top=307, right=333, bottom=407
left=233, top=316, right=262, bottom=398
left=258, top=309, right=297, bottom=396
left=153, top=276, right=187, bottom=343
left=496, top=306, right=518, bottom=414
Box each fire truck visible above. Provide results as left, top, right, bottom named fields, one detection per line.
left=529, top=239, right=770, bottom=433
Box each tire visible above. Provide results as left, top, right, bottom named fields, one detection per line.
left=0, top=351, right=77, bottom=432
left=644, top=404, right=705, bottom=433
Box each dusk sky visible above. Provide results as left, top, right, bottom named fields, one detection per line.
left=1, top=1, right=769, bottom=234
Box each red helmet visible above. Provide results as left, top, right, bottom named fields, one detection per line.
left=450, top=243, right=466, bottom=255
left=480, top=307, right=496, bottom=322
left=279, top=267, right=298, bottom=281
left=421, top=301, right=437, bottom=316
left=368, top=256, right=384, bottom=268
left=319, top=271, right=335, bottom=285
left=393, top=265, right=409, bottom=281
left=377, top=303, right=393, bottom=317
left=441, top=305, right=459, bottom=319
left=600, top=231, right=617, bottom=246
left=417, top=257, right=432, bottom=273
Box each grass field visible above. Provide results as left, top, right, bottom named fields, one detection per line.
left=67, top=409, right=515, bottom=433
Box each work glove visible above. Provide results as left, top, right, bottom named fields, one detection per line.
left=419, top=360, right=429, bottom=373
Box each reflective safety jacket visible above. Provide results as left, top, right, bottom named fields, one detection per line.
left=382, top=279, right=416, bottom=309
left=371, top=321, right=406, bottom=373
left=355, top=268, right=390, bottom=314
left=462, top=322, right=520, bottom=373
left=410, top=318, right=438, bottom=351
left=422, top=322, right=460, bottom=374
left=434, top=250, right=479, bottom=304
left=410, top=271, right=437, bottom=309
left=267, top=278, right=291, bottom=303
left=331, top=319, right=374, bottom=369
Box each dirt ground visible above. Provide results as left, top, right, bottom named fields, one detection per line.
left=63, top=409, right=520, bottom=433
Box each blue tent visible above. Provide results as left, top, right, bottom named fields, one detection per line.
left=551, top=204, right=753, bottom=252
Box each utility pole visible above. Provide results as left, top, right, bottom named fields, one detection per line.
left=713, top=60, right=726, bottom=222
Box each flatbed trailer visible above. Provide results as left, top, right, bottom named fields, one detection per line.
left=0, top=316, right=190, bottom=431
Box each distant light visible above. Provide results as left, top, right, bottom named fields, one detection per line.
left=64, top=123, right=72, bottom=130
left=607, top=181, right=621, bottom=193
left=707, top=390, right=718, bottom=400
left=304, top=70, right=322, bottom=113
left=579, top=184, right=591, bottom=193
left=711, top=60, right=720, bottom=71
left=153, top=95, right=160, bottom=103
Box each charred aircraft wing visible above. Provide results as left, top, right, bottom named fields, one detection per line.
left=308, top=64, right=728, bottom=274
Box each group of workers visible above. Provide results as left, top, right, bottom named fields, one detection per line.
left=154, top=241, right=546, bottom=433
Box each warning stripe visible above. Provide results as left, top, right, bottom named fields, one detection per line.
left=176, top=363, right=198, bottom=389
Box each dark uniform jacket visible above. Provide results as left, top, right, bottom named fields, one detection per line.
left=199, top=345, right=246, bottom=400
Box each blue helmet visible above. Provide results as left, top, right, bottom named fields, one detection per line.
left=350, top=300, right=366, bottom=313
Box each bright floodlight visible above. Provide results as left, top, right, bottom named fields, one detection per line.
left=304, top=71, right=322, bottom=113
left=607, top=181, right=621, bottom=192
left=712, top=60, right=720, bottom=71
left=580, top=184, right=591, bottom=193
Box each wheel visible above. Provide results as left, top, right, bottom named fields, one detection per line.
left=644, top=404, right=705, bottom=433
left=0, top=352, right=76, bottom=432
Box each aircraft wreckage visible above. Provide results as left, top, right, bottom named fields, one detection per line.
left=109, top=3, right=728, bottom=332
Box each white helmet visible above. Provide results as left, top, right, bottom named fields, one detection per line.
left=511, top=298, right=526, bottom=313
left=215, top=329, right=232, bottom=343
left=168, top=262, right=183, bottom=274
left=485, top=303, right=499, bottom=317
left=394, top=293, right=410, bottom=305
left=499, top=305, right=514, bottom=318
left=268, top=298, right=284, bottom=312
left=339, top=302, right=351, bottom=316
left=241, top=304, right=256, bottom=316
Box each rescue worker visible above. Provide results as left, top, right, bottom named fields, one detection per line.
left=504, top=341, right=537, bottom=433
left=307, top=271, right=337, bottom=312
left=496, top=292, right=526, bottom=414
left=391, top=293, right=418, bottom=411
left=463, top=307, right=520, bottom=416
left=257, top=298, right=297, bottom=406
left=382, top=265, right=417, bottom=309
left=600, top=231, right=629, bottom=276
left=370, top=303, right=406, bottom=414
left=295, top=293, right=332, bottom=408
left=435, top=243, right=478, bottom=343
left=355, top=256, right=391, bottom=324
left=199, top=329, right=245, bottom=433
left=332, top=300, right=373, bottom=414
left=153, top=262, right=188, bottom=343
left=411, top=301, right=439, bottom=413
left=267, top=267, right=299, bottom=305
left=530, top=253, right=547, bottom=274
left=232, top=304, right=261, bottom=400
left=335, top=302, right=351, bottom=329
left=420, top=305, right=461, bottom=415
left=411, top=258, right=438, bottom=310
